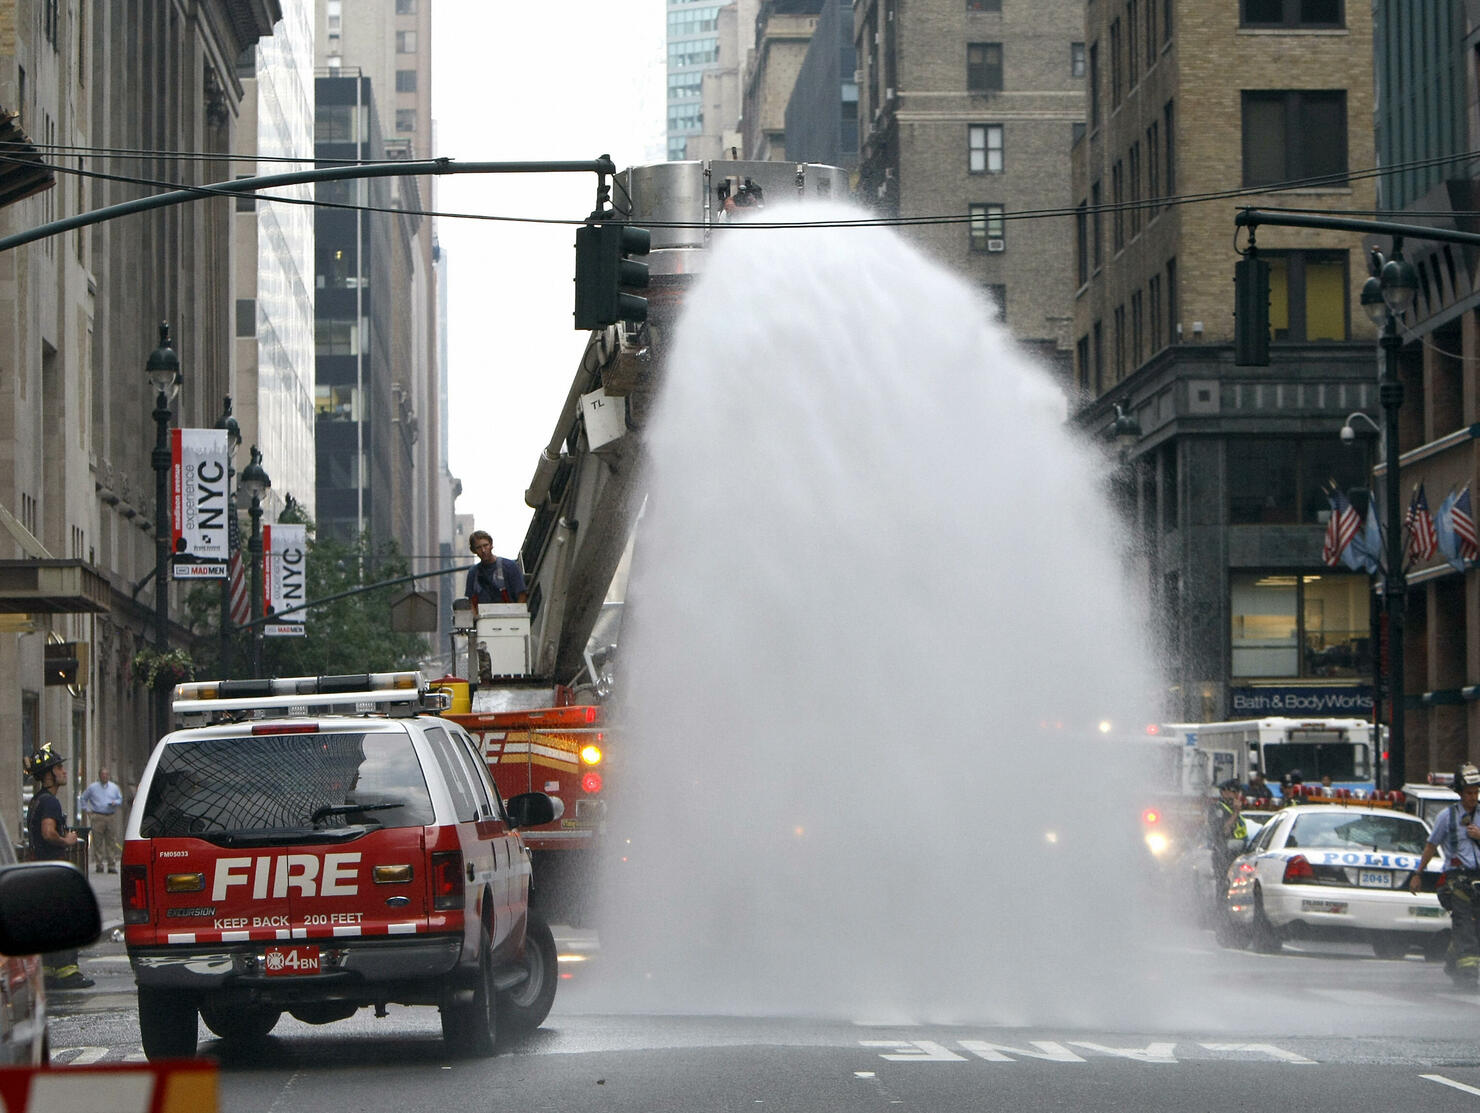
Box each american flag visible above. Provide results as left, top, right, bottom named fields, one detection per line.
left=1454, top=484, right=1478, bottom=561
left=226, top=504, right=250, bottom=626
left=1405, top=483, right=1438, bottom=562
left=1322, top=489, right=1360, bottom=567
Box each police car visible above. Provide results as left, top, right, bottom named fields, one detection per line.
left=1220, top=802, right=1448, bottom=958
left=123, top=672, right=557, bottom=1060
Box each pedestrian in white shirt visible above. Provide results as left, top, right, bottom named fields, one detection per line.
left=78, top=767, right=124, bottom=873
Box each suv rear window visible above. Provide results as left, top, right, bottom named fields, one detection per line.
left=139, top=732, right=436, bottom=839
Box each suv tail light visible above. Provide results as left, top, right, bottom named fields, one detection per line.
left=122, top=864, right=150, bottom=924
left=430, top=850, right=464, bottom=911
left=1282, top=855, right=1316, bottom=884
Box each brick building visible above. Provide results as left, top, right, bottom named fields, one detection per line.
left=1071, top=2, right=1385, bottom=729
left=854, top=0, right=1085, bottom=366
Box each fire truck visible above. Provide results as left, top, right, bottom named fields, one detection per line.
left=443, top=159, right=849, bottom=922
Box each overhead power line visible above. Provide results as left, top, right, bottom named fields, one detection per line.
left=0, top=142, right=1477, bottom=233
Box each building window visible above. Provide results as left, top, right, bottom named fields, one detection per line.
left=968, top=203, right=1005, bottom=250
left=967, top=43, right=1003, bottom=93
left=985, top=284, right=1006, bottom=317
left=1071, top=42, right=1086, bottom=77
left=396, top=108, right=416, bottom=133
left=396, top=69, right=417, bottom=92
left=1131, top=289, right=1143, bottom=366
left=396, top=30, right=417, bottom=53
left=967, top=0, right=1003, bottom=9
left=1093, top=321, right=1104, bottom=393
left=1091, top=180, right=1103, bottom=269
left=1076, top=335, right=1090, bottom=389
left=316, top=320, right=359, bottom=356
left=1145, top=0, right=1158, bottom=68
left=1166, top=257, right=1177, bottom=342
left=1231, top=571, right=1371, bottom=679
left=1075, top=201, right=1089, bottom=287
left=1228, top=436, right=1368, bottom=526
left=1146, top=122, right=1160, bottom=215
left=1089, top=41, right=1100, bottom=127
left=968, top=124, right=1003, bottom=172
left=1129, top=142, right=1141, bottom=237
left=1267, top=250, right=1349, bottom=341
left=396, top=0, right=417, bottom=11
left=1111, top=160, right=1124, bottom=251
left=1148, top=274, right=1162, bottom=355
left=1109, top=18, right=1122, bottom=106
left=1127, top=0, right=1139, bottom=87
left=1164, top=100, right=1176, bottom=196
left=1241, top=0, right=1342, bottom=27
left=236, top=299, right=256, bottom=338
left=1242, top=90, right=1346, bottom=187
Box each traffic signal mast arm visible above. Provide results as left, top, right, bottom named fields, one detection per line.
left=0, top=156, right=619, bottom=253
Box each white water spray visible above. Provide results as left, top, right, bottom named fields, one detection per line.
left=594, top=201, right=1178, bottom=1026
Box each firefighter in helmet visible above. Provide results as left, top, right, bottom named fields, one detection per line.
left=23, top=743, right=94, bottom=989
left=1412, top=762, right=1480, bottom=988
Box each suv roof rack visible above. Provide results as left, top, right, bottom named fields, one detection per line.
left=172, top=671, right=451, bottom=724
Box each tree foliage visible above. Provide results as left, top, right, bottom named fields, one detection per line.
left=184, top=515, right=432, bottom=680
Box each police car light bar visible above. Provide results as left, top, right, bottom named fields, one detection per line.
left=172, top=671, right=448, bottom=716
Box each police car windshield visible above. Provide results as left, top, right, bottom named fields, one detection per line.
left=1286, top=812, right=1428, bottom=855
left=139, top=732, right=436, bottom=838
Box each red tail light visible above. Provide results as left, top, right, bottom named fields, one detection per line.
left=1282, top=854, right=1316, bottom=884
left=1142, top=808, right=1161, bottom=825
left=430, top=850, right=464, bottom=911
left=581, top=772, right=603, bottom=794
left=122, top=864, right=150, bottom=925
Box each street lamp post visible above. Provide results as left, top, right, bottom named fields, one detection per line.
left=215, top=398, right=242, bottom=675
left=146, top=324, right=181, bottom=650
left=239, top=447, right=271, bottom=677
left=1361, top=245, right=1419, bottom=790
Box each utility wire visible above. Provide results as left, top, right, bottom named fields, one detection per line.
left=2, top=142, right=1478, bottom=231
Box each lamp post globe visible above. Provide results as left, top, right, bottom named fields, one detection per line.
left=1360, top=275, right=1386, bottom=326
left=1380, top=256, right=1418, bottom=315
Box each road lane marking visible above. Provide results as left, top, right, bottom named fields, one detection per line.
left=1068, top=1042, right=1178, bottom=1064
left=860, top=1041, right=966, bottom=1062
left=959, top=1041, right=1084, bottom=1063
left=1309, top=988, right=1406, bottom=1008
left=1421, top=1074, right=1480, bottom=1096
left=1200, top=1043, right=1315, bottom=1064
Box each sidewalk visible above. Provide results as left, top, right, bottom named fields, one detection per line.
left=85, top=864, right=124, bottom=936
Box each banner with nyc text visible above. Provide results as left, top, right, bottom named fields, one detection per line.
left=263, top=522, right=307, bottom=636
left=169, top=428, right=230, bottom=578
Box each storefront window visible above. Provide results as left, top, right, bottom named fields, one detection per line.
left=1231, top=572, right=1371, bottom=678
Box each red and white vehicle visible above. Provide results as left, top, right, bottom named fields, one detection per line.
left=122, top=672, right=556, bottom=1060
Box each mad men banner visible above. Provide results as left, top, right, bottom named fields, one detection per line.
left=170, top=429, right=230, bottom=579
left=263, top=523, right=307, bottom=637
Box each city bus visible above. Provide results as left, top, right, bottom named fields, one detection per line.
left=1151, top=717, right=1376, bottom=796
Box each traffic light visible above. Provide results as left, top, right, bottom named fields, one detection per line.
left=1234, top=254, right=1270, bottom=366
left=573, top=221, right=651, bottom=330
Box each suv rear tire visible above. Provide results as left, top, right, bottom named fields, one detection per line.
left=138, top=987, right=200, bottom=1061
left=441, top=927, right=497, bottom=1057
left=498, top=913, right=558, bottom=1038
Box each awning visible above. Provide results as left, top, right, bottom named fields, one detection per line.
left=0, top=110, right=54, bottom=209
left=0, top=560, right=111, bottom=613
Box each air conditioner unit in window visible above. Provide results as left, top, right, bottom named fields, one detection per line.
left=986, top=238, right=1006, bottom=252
left=885, top=87, right=895, bottom=101
left=853, top=69, right=863, bottom=85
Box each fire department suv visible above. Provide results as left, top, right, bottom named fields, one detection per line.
left=122, top=672, right=557, bottom=1061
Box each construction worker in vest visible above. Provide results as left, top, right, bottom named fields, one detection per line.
left=1411, top=762, right=1480, bottom=987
